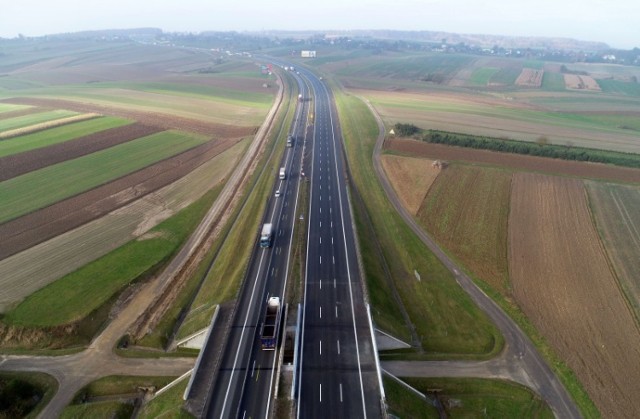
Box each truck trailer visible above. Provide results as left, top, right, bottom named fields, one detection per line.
left=260, top=223, right=273, bottom=248
left=260, top=297, right=281, bottom=350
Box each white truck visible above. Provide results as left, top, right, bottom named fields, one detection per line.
left=279, top=167, right=286, bottom=180
left=260, top=223, right=273, bottom=248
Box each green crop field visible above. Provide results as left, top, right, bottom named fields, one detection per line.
left=0, top=116, right=131, bottom=157
left=0, top=103, right=30, bottom=113
left=598, top=79, right=640, bottom=96
left=490, top=66, right=522, bottom=85
left=0, top=130, right=207, bottom=224
left=541, top=72, right=566, bottom=91
left=469, top=67, right=499, bottom=85
left=587, top=181, right=640, bottom=322
left=0, top=109, right=78, bottom=132
left=417, top=164, right=512, bottom=293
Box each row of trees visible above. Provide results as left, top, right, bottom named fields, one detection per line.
left=405, top=128, right=640, bottom=169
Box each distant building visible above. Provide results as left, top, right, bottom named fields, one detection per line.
left=301, top=50, right=317, bottom=58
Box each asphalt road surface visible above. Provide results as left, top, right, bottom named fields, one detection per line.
left=204, top=72, right=311, bottom=418
left=294, top=67, right=382, bottom=418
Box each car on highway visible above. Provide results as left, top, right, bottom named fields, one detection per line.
left=275, top=189, right=281, bottom=197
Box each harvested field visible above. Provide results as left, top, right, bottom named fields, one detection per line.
left=380, top=154, right=440, bottom=214
left=515, top=68, right=544, bottom=87
left=386, top=138, right=640, bottom=184
left=417, top=164, right=512, bottom=293
left=0, top=113, right=101, bottom=140
left=0, top=139, right=247, bottom=311
left=564, top=74, right=601, bottom=91
left=0, top=123, right=162, bottom=181
left=508, top=173, right=640, bottom=418
left=2, top=98, right=256, bottom=138
left=0, top=136, right=242, bottom=260
left=587, top=181, right=640, bottom=320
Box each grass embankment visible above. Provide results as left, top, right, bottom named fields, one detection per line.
left=72, top=375, right=175, bottom=403
left=386, top=376, right=554, bottom=418
left=334, top=86, right=502, bottom=358
left=3, top=186, right=222, bottom=331
left=0, top=109, right=78, bottom=132
left=0, top=130, right=208, bottom=224
left=175, top=75, right=296, bottom=339
left=0, top=371, right=58, bottom=419
left=137, top=378, right=193, bottom=419
left=0, top=116, right=131, bottom=157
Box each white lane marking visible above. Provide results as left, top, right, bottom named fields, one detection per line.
left=320, top=221, right=322, bottom=227
left=332, top=237, right=334, bottom=245
left=251, top=360, right=256, bottom=377
left=320, top=384, right=322, bottom=402
left=340, top=383, right=343, bottom=402
left=320, top=340, right=322, bottom=355
left=333, top=256, right=335, bottom=264
left=337, top=339, right=341, bottom=354
left=335, top=305, right=338, bottom=318
left=334, top=278, right=336, bottom=288
left=320, top=256, right=322, bottom=265
left=320, top=207, right=322, bottom=214
left=320, top=236, right=322, bottom=244
left=320, top=306, right=322, bottom=318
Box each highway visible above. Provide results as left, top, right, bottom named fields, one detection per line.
left=294, top=67, right=382, bottom=418
left=204, top=71, right=311, bottom=418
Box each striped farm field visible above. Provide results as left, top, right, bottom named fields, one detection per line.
left=0, top=116, right=131, bottom=158
left=0, top=130, right=207, bottom=224
left=0, top=112, right=101, bottom=140
left=0, top=138, right=246, bottom=313
left=0, top=109, right=78, bottom=132
left=587, top=181, right=640, bottom=320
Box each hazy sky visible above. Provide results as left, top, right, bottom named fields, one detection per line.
left=1, top=0, right=638, bottom=49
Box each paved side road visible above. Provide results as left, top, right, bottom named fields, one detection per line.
left=363, top=97, right=582, bottom=419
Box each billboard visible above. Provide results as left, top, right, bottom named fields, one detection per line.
left=301, top=50, right=317, bottom=58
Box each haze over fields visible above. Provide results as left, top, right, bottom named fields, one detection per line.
left=1, top=0, right=639, bottom=49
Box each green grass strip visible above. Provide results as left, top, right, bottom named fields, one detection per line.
left=0, top=130, right=207, bottom=224
left=0, top=116, right=131, bottom=158
left=0, top=109, right=78, bottom=132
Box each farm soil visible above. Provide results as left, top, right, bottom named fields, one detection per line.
left=508, top=173, right=640, bottom=418
left=0, top=137, right=242, bottom=260
left=379, top=154, right=440, bottom=214
left=385, top=138, right=640, bottom=184
left=1, top=97, right=256, bottom=138
left=0, top=123, right=162, bottom=181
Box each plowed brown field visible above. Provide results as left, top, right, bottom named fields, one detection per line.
left=386, top=138, right=640, bottom=183
left=0, top=123, right=162, bottom=181
left=1, top=98, right=256, bottom=138
left=509, top=173, right=640, bottom=418
left=380, top=154, right=440, bottom=214
left=0, top=137, right=242, bottom=260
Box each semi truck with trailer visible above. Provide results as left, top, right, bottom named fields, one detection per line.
left=260, top=297, right=281, bottom=350
left=260, top=223, right=273, bottom=248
